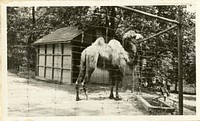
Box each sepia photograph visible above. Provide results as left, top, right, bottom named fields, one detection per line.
left=4, top=4, right=196, bottom=118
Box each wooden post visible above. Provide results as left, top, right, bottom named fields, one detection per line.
left=132, top=66, right=135, bottom=93
left=132, top=58, right=140, bottom=93
left=35, top=46, right=39, bottom=76
left=44, top=45, right=47, bottom=78
left=105, top=27, right=109, bottom=43
left=81, top=31, right=84, bottom=51
left=52, top=44, right=55, bottom=79
left=81, top=31, right=84, bottom=43
left=60, top=43, right=64, bottom=84
left=178, top=6, right=183, bottom=115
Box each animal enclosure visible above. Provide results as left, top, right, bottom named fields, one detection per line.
left=6, top=5, right=195, bottom=116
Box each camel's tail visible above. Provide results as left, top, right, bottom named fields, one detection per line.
left=76, top=49, right=87, bottom=84
left=81, top=49, right=87, bottom=69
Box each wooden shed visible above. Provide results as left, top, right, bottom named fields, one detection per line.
left=33, top=26, right=109, bottom=84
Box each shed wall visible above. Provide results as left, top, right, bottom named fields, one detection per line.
left=37, top=43, right=72, bottom=84
left=36, top=29, right=114, bottom=85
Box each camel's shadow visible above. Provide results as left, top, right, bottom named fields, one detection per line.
left=87, top=97, right=108, bottom=101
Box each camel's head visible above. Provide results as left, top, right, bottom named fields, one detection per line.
left=122, top=30, right=143, bottom=66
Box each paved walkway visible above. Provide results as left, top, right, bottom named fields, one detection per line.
left=8, top=73, right=146, bottom=116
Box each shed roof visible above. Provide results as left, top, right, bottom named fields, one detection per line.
left=33, top=27, right=82, bottom=45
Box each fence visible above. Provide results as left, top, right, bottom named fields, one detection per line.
left=117, top=6, right=183, bottom=114
left=8, top=6, right=183, bottom=114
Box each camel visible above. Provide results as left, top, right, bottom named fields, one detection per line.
left=75, top=30, right=143, bottom=101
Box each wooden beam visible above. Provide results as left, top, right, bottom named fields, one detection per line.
left=138, top=25, right=177, bottom=43
left=178, top=6, right=183, bottom=115
left=117, top=6, right=179, bottom=24
left=38, top=54, right=72, bottom=56
left=38, top=65, right=70, bottom=70
left=70, top=44, right=73, bottom=83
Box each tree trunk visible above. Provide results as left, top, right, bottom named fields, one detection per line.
left=110, top=6, right=115, bottom=38
left=105, top=7, right=109, bottom=43
left=27, top=7, right=36, bottom=77
left=32, top=7, right=36, bottom=76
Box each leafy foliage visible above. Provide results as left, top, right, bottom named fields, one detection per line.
left=115, top=6, right=195, bottom=87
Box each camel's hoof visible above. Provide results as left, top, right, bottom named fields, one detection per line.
left=76, top=97, right=81, bottom=101
left=109, top=95, right=115, bottom=99
left=115, top=97, right=122, bottom=101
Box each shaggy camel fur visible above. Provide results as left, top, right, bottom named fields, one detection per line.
left=75, top=31, right=143, bottom=101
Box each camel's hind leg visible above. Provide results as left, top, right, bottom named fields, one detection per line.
left=82, top=50, right=97, bottom=100
left=75, top=65, right=85, bottom=101
left=77, top=47, right=98, bottom=101
left=115, top=65, right=125, bottom=101
left=82, top=68, right=95, bottom=100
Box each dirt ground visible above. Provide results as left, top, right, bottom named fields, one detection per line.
left=7, top=72, right=147, bottom=116
left=7, top=72, right=195, bottom=116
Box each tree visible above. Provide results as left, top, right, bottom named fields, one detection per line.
left=115, top=5, right=195, bottom=91
left=7, top=7, right=32, bottom=70
left=7, top=6, right=195, bottom=89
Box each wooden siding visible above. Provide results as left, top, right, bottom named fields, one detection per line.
left=90, top=68, right=109, bottom=84
left=37, top=43, right=72, bottom=84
